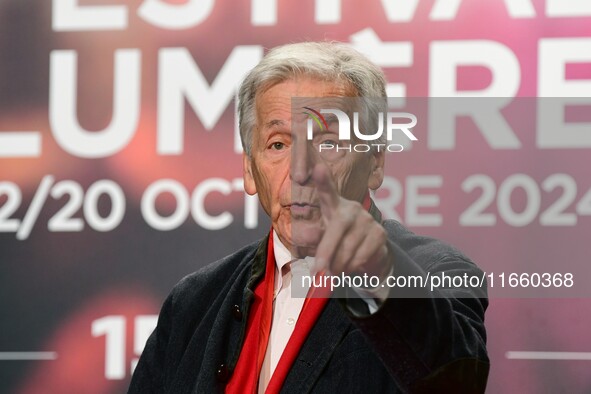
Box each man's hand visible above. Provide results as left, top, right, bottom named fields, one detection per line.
left=313, top=163, right=393, bottom=282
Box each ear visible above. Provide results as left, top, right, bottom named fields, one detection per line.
left=368, top=149, right=385, bottom=190
left=243, top=153, right=257, bottom=195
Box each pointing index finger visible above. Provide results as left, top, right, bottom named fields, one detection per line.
left=313, top=163, right=339, bottom=220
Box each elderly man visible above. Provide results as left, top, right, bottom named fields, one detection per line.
left=129, top=42, right=489, bottom=393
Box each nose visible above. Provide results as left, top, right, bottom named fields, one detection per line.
left=291, top=138, right=314, bottom=185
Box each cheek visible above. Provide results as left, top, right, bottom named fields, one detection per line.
left=253, top=165, right=289, bottom=215
left=272, top=173, right=290, bottom=207
left=332, top=156, right=371, bottom=199
left=251, top=167, right=272, bottom=206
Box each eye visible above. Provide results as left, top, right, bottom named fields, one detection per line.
left=270, top=142, right=285, bottom=150
left=322, top=139, right=337, bottom=146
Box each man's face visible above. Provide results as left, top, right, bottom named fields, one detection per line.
left=243, top=77, right=384, bottom=255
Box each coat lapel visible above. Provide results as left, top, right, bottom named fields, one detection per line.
left=279, top=299, right=352, bottom=393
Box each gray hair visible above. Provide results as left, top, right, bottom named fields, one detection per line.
left=237, top=41, right=388, bottom=156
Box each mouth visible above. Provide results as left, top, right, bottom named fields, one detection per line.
left=287, top=202, right=320, bottom=217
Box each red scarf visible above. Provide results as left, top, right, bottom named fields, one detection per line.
left=226, top=233, right=330, bottom=394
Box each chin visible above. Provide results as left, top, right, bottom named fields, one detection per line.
left=290, top=219, right=323, bottom=250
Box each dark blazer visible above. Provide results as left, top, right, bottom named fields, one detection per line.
left=129, top=216, right=489, bottom=393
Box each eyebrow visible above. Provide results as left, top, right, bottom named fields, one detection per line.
left=321, top=113, right=339, bottom=124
